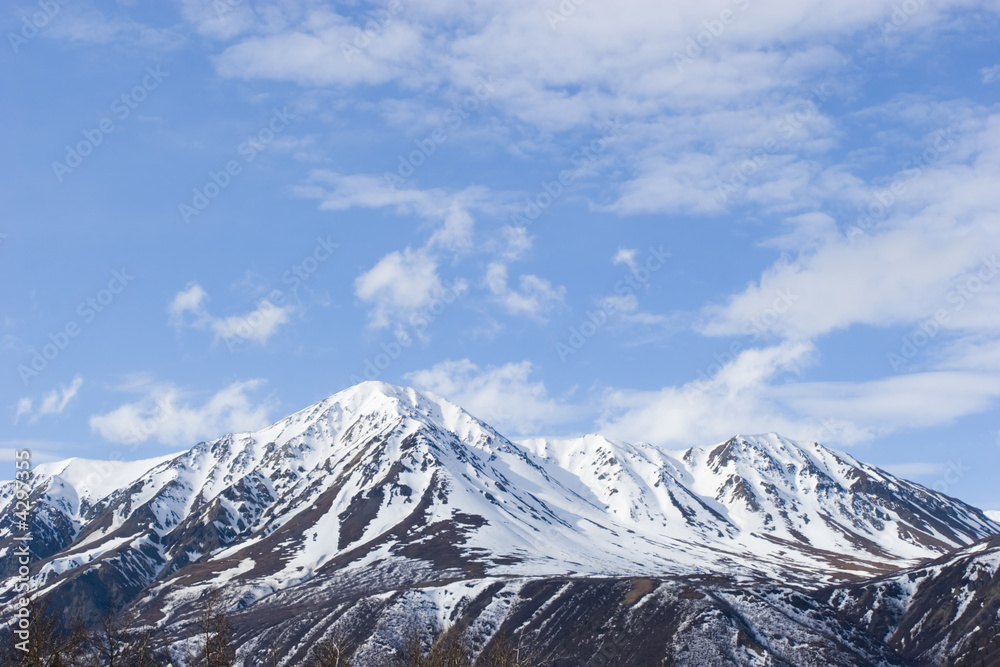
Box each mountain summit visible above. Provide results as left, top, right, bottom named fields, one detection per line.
left=2, top=382, right=997, bottom=665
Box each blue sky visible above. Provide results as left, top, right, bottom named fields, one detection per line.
left=3, top=0, right=1000, bottom=509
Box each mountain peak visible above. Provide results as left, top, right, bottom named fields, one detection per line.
left=692, top=432, right=809, bottom=473
left=4, top=385, right=998, bottom=646
left=4, top=387, right=999, bottom=665
left=324, top=380, right=435, bottom=411
left=266, top=380, right=494, bottom=445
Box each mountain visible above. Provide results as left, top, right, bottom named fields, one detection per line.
left=815, top=532, right=1000, bottom=665
left=1, top=381, right=997, bottom=665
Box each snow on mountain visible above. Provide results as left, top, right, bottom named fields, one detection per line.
left=1, top=381, right=997, bottom=637
left=987, top=510, right=1000, bottom=522
left=816, top=532, right=1000, bottom=664
left=25, top=453, right=182, bottom=533
left=518, top=431, right=995, bottom=580
left=677, top=433, right=996, bottom=568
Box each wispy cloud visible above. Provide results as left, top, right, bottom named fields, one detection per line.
left=46, top=6, right=185, bottom=51
left=89, top=377, right=274, bottom=446
left=294, top=171, right=497, bottom=252
left=296, top=171, right=568, bottom=332
left=168, top=283, right=293, bottom=346
left=177, top=0, right=259, bottom=40
left=484, top=262, right=565, bottom=319
left=198, top=0, right=958, bottom=218
left=14, top=376, right=83, bottom=424
left=406, top=359, right=580, bottom=434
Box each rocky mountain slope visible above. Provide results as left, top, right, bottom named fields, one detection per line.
left=1, top=381, right=997, bottom=665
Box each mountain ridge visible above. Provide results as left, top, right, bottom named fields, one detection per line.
left=1, top=381, right=997, bottom=665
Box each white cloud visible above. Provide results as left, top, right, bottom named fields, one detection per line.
left=14, top=376, right=84, bottom=424
left=47, top=6, right=185, bottom=51
left=499, top=226, right=533, bottom=260
left=612, top=248, right=640, bottom=274
left=428, top=202, right=479, bottom=252
left=37, top=376, right=83, bottom=416
left=761, top=213, right=841, bottom=252
left=295, top=171, right=497, bottom=252
left=583, top=247, right=673, bottom=329
left=272, top=16, right=1000, bottom=345
left=168, top=283, right=208, bottom=318
left=405, top=359, right=578, bottom=434
left=0, top=441, right=67, bottom=466
left=355, top=247, right=466, bottom=330
left=698, top=231, right=998, bottom=341
left=599, top=342, right=825, bottom=446
left=699, top=117, right=1000, bottom=341
left=618, top=114, right=1000, bottom=452
left=981, top=65, right=1000, bottom=84
left=599, top=340, right=1000, bottom=448
left=214, top=9, right=424, bottom=87
left=773, top=372, right=1000, bottom=432
left=404, top=344, right=1000, bottom=449
left=169, top=283, right=293, bottom=346
left=298, top=172, right=570, bottom=330
left=484, top=262, right=565, bottom=318
left=296, top=171, right=567, bottom=328
left=51, top=0, right=998, bottom=224
left=89, top=378, right=274, bottom=446
left=178, top=0, right=258, bottom=40
left=203, top=0, right=986, bottom=217
left=207, top=0, right=951, bottom=119
left=14, top=398, right=32, bottom=424
left=596, top=294, right=671, bottom=327
left=210, top=304, right=291, bottom=344
left=605, top=154, right=730, bottom=215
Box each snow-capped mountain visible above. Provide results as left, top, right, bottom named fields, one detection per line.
left=1, top=381, right=997, bottom=665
